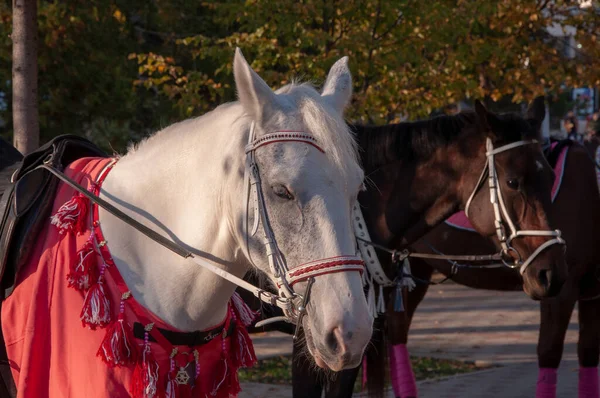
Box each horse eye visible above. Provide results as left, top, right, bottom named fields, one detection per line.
left=507, top=179, right=520, bottom=190
left=273, top=185, right=294, bottom=200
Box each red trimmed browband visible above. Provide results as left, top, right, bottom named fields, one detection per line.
left=285, top=255, right=365, bottom=286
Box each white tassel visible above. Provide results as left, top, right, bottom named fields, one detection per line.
left=401, top=259, right=416, bottom=291
left=376, top=284, right=386, bottom=314
left=366, top=282, right=377, bottom=319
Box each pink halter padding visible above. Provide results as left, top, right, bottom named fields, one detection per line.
left=446, top=144, right=569, bottom=232
left=285, top=255, right=364, bottom=286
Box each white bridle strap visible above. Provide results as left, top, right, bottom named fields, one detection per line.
left=245, top=131, right=324, bottom=154
left=353, top=204, right=395, bottom=286
left=465, top=137, right=564, bottom=274
left=242, top=123, right=364, bottom=319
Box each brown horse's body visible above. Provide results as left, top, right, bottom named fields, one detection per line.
left=388, top=141, right=600, bottom=397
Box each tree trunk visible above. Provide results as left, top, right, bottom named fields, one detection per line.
left=12, top=0, right=39, bottom=155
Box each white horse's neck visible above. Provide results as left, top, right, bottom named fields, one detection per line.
left=98, top=103, right=251, bottom=331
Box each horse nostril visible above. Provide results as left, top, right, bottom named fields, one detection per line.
left=326, top=328, right=339, bottom=353
left=538, top=269, right=552, bottom=290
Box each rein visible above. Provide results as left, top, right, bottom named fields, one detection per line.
left=38, top=124, right=364, bottom=337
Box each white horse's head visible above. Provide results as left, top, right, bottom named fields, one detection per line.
left=233, top=49, right=372, bottom=371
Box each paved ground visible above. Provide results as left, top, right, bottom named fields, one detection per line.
left=239, top=281, right=582, bottom=397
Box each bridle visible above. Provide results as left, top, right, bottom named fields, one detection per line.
left=464, top=137, right=564, bottom=274
left=355, top=137, right=566, bottom=318
left=39, top=122, right=364, bottom=338
left=242, top=122, right=364, bottom=330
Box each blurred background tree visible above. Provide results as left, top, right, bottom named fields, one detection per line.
left=1, top=0, right=598, bottom=152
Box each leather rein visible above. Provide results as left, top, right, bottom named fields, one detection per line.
left=38, top=124, right=364, bottom=337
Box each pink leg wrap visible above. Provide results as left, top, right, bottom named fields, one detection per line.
left=537, top=368, right=558, bottom=398
left=579, top=367, right=600, bottom=398
left=389, top=344, right=418, bottom=397
left=362, top=355, right=367, bottom=390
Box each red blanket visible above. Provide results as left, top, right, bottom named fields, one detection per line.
left=2, top=157, right=255, bottom=398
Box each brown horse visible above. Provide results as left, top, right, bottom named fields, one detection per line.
left=373, top=139, right=600, bottom=398
left=242, top=98, right=568, bottom=397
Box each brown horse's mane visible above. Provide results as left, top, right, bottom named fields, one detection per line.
left=351, top=110, right=539, bottom=170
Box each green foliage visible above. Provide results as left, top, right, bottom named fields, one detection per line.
left=132, top=0, right=600, bottom=122
left=1, top=0, right=598, bottom=150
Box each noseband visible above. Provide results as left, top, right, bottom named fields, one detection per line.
left=464, top=138, right=565, bottom=274
left=242, top=123, right=364, bottom=330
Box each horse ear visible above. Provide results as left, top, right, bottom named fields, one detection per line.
left=321, top=56, right=353, bottom=114
left=474, top=99, right=492, bottom=131
left=233, top=47, right=280, bottom=123
left=526, top=96, right=545, bottom=131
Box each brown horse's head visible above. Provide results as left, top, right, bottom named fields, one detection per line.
left=462, top=98, right=567, bottom=299
left=355, top=97, right=566, bottom=301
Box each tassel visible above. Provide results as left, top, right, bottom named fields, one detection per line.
left=231, top=292, right=258, bottom=327
left=227, top=358, right=242, bottom=397
left=229, top=306, right=257, bottom=368
left=51, top=193, right=88, bottom=234
left=80, top=279, right=111, bottom=329
left=67, top=240, right=98, bottom=291
left=165, top=377, right=176, bottom=398
left=401, top=259, right=416, bottom=291
left=131, top=325, right=160, bottom=398
left=394, top=283, right=405, bottom=312
left=211, top=359, right=229, bottom=397
left=165, top=350, right=177, bottom=398
left=97, top=292, right=135, bottom=366
left=376, top=285, right=386, bottom=314
left=367, top=282, right=377, bottom=319
left=192, top=349, right=203, bottom=394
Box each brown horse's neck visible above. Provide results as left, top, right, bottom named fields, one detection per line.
left=355, top=119, right=486, bottom=248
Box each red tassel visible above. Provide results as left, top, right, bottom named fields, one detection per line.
left=50, top=193, right=88, bottom=234
left=231, top=292, right=258, bottom=327
left=164, top=376, right=177, bottom=398
left=97, top=319, right=136, bottom=367
left=131, top=344, right=160, bottom=398
left=226, top=358, right=242, bottom=397
left=229, top=307, right=257, bottom=369
left=80, top=281, right=111, bottom=329
left=67, top=241, right=98, bottom=291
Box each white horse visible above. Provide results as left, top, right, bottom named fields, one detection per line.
left=98, top=49, right=372, bottom=371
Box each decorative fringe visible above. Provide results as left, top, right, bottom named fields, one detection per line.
left=132, top=327, right=160, bottom=398
left=211, top=359, right=229, bottom=397
left=366, top=281, right=377, bottom=319
left=51, top=193, right=88, bottom=234
left=394, top=284, right=405, bottom=312
left=67, top=240, right=98, bottom=291
left=226, top=359, right=242, bottom=397
left=97, top=319, right=136, bottom=367
left=401, top=259, right=416, bottom=291
left=80, top=280, right=111, bottom=329
left=229, top=306, right=257, bottom=369
left=231, top=292, right=258, bottom=327
left=165, top=377, right=177, bottom=398
left=376, top=285, right=386, bottom=314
